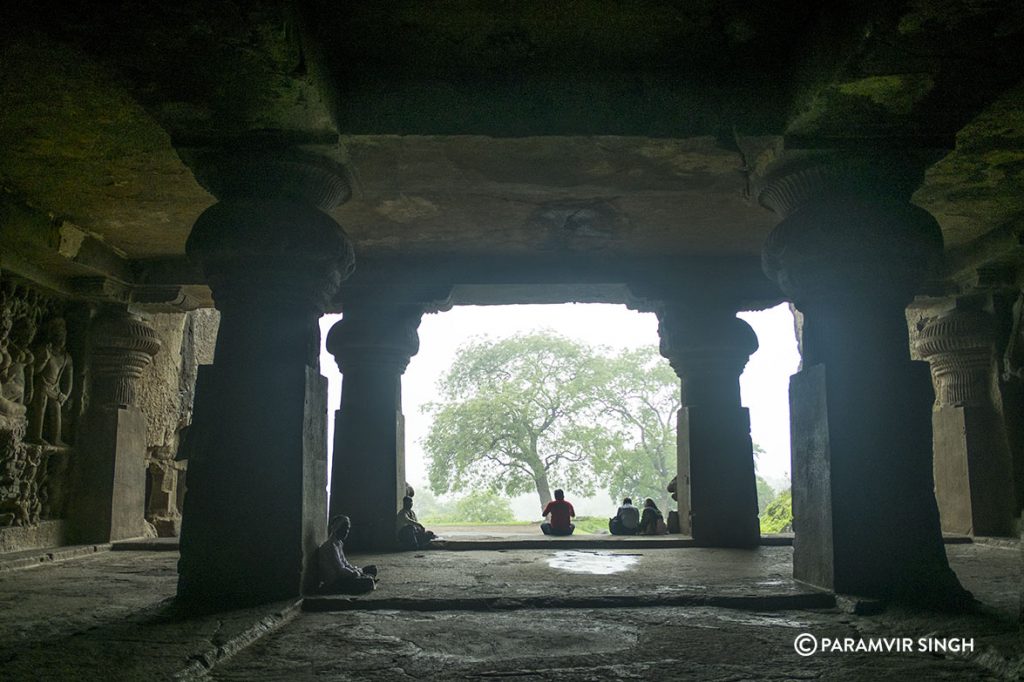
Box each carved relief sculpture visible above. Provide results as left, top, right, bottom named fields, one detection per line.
left=0, top=298, right=26, bottom=422
left=2, top=312, right=37, bottom=415
left=27, top=318, right=73, bottom=447
left=0, top=277, right=75, bottom=527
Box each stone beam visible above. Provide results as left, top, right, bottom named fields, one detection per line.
left=0, top=199, right=132, bottom=289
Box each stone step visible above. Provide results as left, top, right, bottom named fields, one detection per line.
left=0, top=542, right=110, bottom=571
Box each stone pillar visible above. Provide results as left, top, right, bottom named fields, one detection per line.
left=326, top=304, right=421, bottom=551
left=177, top=146, right=354, bottom=606
left=760, top=156, right=967, bottom=605
left=658, top=306, right=760, bottom=547
left=917, top=308, right=1017, bottom=537
left=70, top=308, right=161, bottom=543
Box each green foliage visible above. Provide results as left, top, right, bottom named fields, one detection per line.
left=759, top=488, right=793, bottom=534
left=588, top=347, right=679, bottom=513
left=410, top=488, right=453, bottom=520
left=419, top=490, right=516, bottom=524
left=572, top=516, right=609, bottom=534
left=452, top=490, right=516, bottom=523
left=423, top=333, right=608, bottom=506
left=755, top=475, right=776, bottom=515
left=423, top=332, right=679, bottom=512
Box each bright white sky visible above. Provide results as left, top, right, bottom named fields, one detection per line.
left=319, top=302, right=800, bottom=519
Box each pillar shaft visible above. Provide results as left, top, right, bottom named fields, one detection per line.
left=659, top=307, right=760, bottom=548
left=327, top=305, right=421, bottom=551
left=70, top=308, right=160, bottom=543
left=760, top=155, right=966, bottom=605
left=178, top=172, right=354, bottom=607
left=917, top=309, right=1017, bottom=537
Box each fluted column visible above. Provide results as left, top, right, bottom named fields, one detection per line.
left=327, top=304, right=422, bottom=550
left=177, top=144, right=354, bottom=606
left=759, top=154, right=967, bottom=605
left=658, top=306, right=760, bottom=547
left=917, top=308, right=1016, bottom=536
left=71, top=308, right=161, bottom=543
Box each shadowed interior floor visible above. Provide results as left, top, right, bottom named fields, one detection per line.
left=0, top=543, right=1019, bottom=680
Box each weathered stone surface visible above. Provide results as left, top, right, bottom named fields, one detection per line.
left=134, top=309, right=219, bottom=536
left=0, top=40, right=215, bottom=260
left=0, top=275, right=82, bottom=530
left=915, top=84, right=1024, bottom=250
left=136, top=313, right=188, bottom=453
left=0, top=551, right=300, bottom=681
left=0, top=3, right=1020, bottom=313
left=0, top=544, right=1018, bottom=680
left=0, top=519, right=65, bottom=554
left=69, top=407, right=149, bottom=543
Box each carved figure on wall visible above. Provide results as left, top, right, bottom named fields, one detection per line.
left=27, top=318, right=72, bottom=447
left=0, top=277, right=72, bottom=528
left=2, top=313, right=37, bottom=416
left=0, top=300, right=25, bottom=421
left=0, top=432, right=44, bottom=526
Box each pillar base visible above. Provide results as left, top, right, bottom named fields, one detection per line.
left=70, top=406, right=148, bottom=543
left=680, top=405, right=760, bottom=548
left=331, top=406, right=406, bottom=552
left=790, top=363, right=968, bottom=606
left=933, top=404, right=1017, bottom=537
left=177, top=367, right=328, bottom=607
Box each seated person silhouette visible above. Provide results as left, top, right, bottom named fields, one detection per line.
left=316, top=515, right=377, bottom=595
left=638, top=498, right=668, bottom=535
left=609, top=497, right=640, bottom=535
left=396, top=495, right=437, bottom=550
left=540, top=489, right=576, bottom=536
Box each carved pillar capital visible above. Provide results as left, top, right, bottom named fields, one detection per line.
left=758, top=155, right=943, bottom=309
left=916, top=309, right=997, bottom=407
left=326, top=305, right=423, bottom=376
left=186, top=199, right=355, bottom=313
left=184, top=139, right=355, bottom=314
left=657, top=305, right=757, bottom=406
left=181, top=138, right=352, bottom=211
left=89, top=308, right=161, bottom=408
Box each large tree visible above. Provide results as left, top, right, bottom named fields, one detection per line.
left=423, top=333, right=609, bottom=508
left=589, top=347, right=679, bottom=512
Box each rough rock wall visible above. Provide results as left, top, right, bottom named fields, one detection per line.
left=136, top=309, right=219, bottom=536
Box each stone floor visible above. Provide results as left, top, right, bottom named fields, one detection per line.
left=0, top=542, right=1019, bottom=680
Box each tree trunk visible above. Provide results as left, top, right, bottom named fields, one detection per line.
left=534, top=473, right=552, bottom=511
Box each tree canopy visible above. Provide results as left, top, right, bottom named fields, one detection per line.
left=588, top=347, right=680, bottom=512
left=423, top=332, right=679, bottom=511
left=424, top=333, right=607, bottom=508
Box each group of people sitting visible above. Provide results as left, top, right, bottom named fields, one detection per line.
left=316, top=492, right=438, bottom=595
left=538, top=489, right=669, bottom=536
left=608, top=497, right=668, bottom=535
left=317, top=488, right=672, bottom=595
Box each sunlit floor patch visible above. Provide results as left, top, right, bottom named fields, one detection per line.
left=546, top=550, right=641, bottom=575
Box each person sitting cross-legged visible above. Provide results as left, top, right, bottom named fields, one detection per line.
left=609, top=497, right=640, bottom=535
left=541, top=488, right=576, bottom=536
left=316, top=515, right=377, bottom=595
left=396, top=495, right=437, bottom=550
